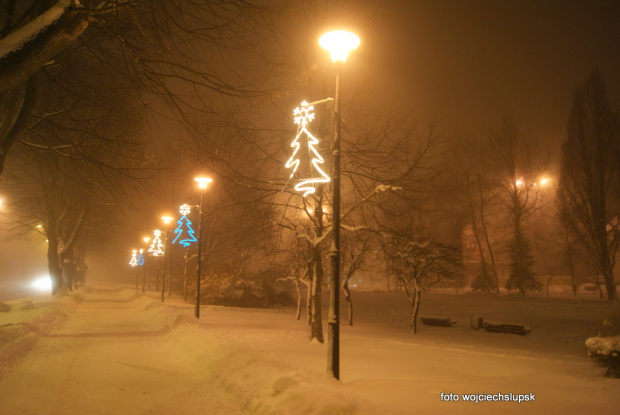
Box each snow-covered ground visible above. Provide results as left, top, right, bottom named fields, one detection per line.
left=0, top=284, right=618, bottom=414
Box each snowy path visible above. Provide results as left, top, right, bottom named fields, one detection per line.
left=0, top=288, right=249, bottom=415
left=1, top=286, right=619, bottom=414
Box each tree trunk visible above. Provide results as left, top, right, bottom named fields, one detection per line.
left=600, top=249, right=617, bottom=300
left=471, top=219, right=492, bottom=292
left=342, top=277, right=353, bottom=326
left=306, top=280, right=312, bottom=326
left=561, top=212, right=579, bottom=295
left=47, top=238, right=65, bottom=296
left=0, top=78, right=37, bottom=175
left=294, top=279, right=302, bottom=321
left=309, top=246, right=324, bottom=343
left=466, top=181, right=492, bottom=292
left=409, top=280, right=421, bottom=334
left=477, top=176, right=500, bottom=293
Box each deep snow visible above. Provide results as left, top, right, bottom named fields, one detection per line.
left=0, top=284, right=618, bottom=414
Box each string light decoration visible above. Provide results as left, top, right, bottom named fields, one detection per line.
left=137, top=249, right=145, bottom=266
left=148, top=230, right=164, bottom=256
left=285, top=100, right=330, bottom=197
left=172, top=204, right=198, bottom=247
left=179, top=203, right=191, bottom=215
left=129, top=250, right=138, bottom=267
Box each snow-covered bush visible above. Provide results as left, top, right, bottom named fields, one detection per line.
left=586, top=301, right=620, bottom=377
left=200, top=270, right=293, bottom=308
left=586, top=336, right=620, bottom=378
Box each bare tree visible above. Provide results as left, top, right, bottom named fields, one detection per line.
left=384, top=236, right=460, bottom=334
left=0, top=0, right=264, bottom=174
left=487, top=119, right=549, bottom=295
left=558, top=69, right=619, bottom=300
left=1, top=44, right=148, bottom=295
left=450, top=135, right=501, bottom=293
left=340, top=231, right=372, bottom=326
left=3, top=148, right=113, bottom=295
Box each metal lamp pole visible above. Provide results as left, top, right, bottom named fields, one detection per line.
left=142, top=237, right=150, bottom=293
left=161, top=216, right=173, bottom=302
left=319, top=30, right=359, bottom=380
left=194, top=177, right=212, bottom=318
left=327, top=63, right=342, bottom=380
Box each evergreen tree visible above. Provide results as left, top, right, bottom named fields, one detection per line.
left=506, top=230, right=540, bottom=294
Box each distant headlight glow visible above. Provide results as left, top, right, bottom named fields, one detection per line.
left=31, top=276, right=52, bottom=292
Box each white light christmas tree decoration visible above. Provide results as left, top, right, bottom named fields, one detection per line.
left=148, top=230, right=164, bottom=256
left=129, top=250, right=138, bottom=267
left=137, top=249, right=145, bottom=266
left=285, top=100, right=330, bottom=197
left=172, top=204, right=198, bottom=247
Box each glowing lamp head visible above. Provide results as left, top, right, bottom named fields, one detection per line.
left=319, top=31, right=360, bottom=62
left=161, top=216, right=173, bottom=225
left=195, top=177, right=212, bottom=190
left=143, top=236, right=151, bottom=243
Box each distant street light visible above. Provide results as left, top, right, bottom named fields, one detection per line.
left=319, top=29, right=359, bottom=380
left=161, top=215, right=174, bottom=302
left=194, top=177, right=213, bottom=318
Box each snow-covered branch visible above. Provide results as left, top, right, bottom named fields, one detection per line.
left=0, top=0, right=91, bottom=93
left=341, top=184, right=402, bottom=220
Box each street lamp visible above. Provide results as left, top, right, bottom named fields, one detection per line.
left=161, top=215, right=174, bottom=302
left=319, top=29, right=359, bottom=380
left=194, top=177, right=213, bottom=318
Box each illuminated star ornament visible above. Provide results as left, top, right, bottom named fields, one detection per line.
left=172, top=204, right=197, bottom=247
left=148, top=230, right=165, bottom=256
left=179, top=203, right=191, bottom=215
left=129, top=250, right=138, bottom=267
left=285, top=101, right=331, bottom=197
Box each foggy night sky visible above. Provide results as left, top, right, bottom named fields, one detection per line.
left=4, top=1, right=620, bottom=282
left=142, top=0, right=620, bottom=238
left=354, top=0, right=620, bottom=148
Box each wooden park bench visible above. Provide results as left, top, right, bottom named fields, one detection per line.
left=482, top=320, right=531, bottom=335
left=421, top=316, right=456, bottom=327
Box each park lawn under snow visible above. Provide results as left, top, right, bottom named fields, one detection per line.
left=0, top=284, right=618, bottom=414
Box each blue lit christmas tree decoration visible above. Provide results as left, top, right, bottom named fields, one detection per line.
left=172, top=204, right=197, bottom=247
left=137, top=249, right=145, bottom=266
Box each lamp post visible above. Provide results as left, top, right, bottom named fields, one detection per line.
left=142, top=237, right=150, bottom=293
left=319, top=30, right=359, bottom=380
left=194, top=177, right=213, bottom=318
left=160, top=216, right=173, bottom=302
